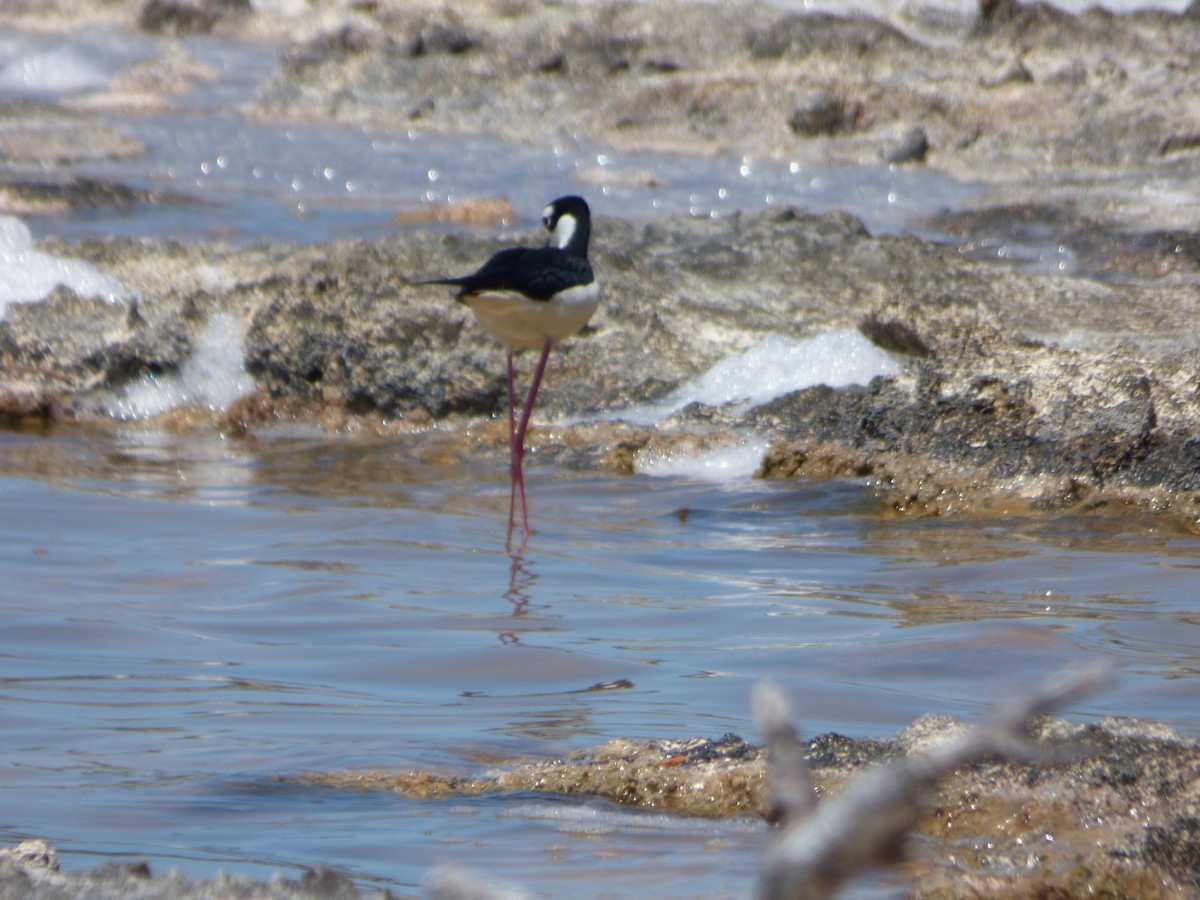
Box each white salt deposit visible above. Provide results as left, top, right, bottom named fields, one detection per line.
left=0, top=216, right=249, bottom=422
left=620, top=328, right=901, bottom=426
left=0, top=216, right=127, bottom=311
left=628, top=328, right=901, bottom=482
left=104, top=313, right=256, bottom=420
left=0, top=46, right=109, bottom=94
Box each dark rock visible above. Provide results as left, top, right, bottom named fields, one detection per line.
left=1159, top=132, right=1200, bottom=156
left=0, top=176, right=193, bottom=215
left=137, top=0, right=249, bottom=36
left=0, top=846, right=387, bottom=899
left=859, top=313, right=932, bottom=358
left=1135, top=817, right=1200, bottom=887
left=805, top=732, right=893, bottom=770
left=685, top=734, right=757, bottom=763
left=407, top=22, right=479, bottom=57
left=279, top=25, right=389, bottom=78
left=536, top=51, right=566, bottom=73
left=885, top=125, right=929, bottom=163
left=972, top=0, right=1079, bottom=37
left=746, top=12, right=917, bottom=59
left=241, top=239, right=500, bottom=417
left=787, top=89, right=861, bottom=136
left=1, top=286, right=195, bottom=399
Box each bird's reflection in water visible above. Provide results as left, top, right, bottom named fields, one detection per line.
left=498, top=545, right=539, bottom=643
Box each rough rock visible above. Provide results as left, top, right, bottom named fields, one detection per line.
left=0, top=100, right=145, bottom=165
left=0, top=176, right=189, bottom=215
left=11, top=205, right=1200, bottom=526
left=6, top=712, right=1200, bottom=896
left=0, top=838, right=381, bottom=899
left=302, top=713, right=1200, bottom=897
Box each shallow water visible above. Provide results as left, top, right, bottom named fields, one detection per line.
left=1, top=17, right=1199, bottom=900
left=2, top=423, right=1199, bottom=896
left=30, top=104, right=983, bottom=246
left=0, top=27, right=984, bottom=247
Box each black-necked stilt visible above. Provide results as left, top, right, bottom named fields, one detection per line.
left=417, top=195, right=599, bottom=543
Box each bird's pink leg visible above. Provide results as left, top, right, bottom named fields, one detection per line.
left=506, top=350, right=519, bottom=540
left=511, top=338, right=553, bottom=542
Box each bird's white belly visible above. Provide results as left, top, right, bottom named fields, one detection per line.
left=463, top=282, right=600, bottom=351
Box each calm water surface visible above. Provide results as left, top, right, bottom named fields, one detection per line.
left=1, top=423, right=1198, bottom=896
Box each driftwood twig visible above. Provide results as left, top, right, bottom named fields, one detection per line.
left=753, top=664, right=1115, bottom=900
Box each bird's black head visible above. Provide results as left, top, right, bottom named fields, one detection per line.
left=541, top=195, right=591, bottom=258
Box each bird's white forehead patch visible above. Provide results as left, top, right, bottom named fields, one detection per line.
left=549, top=212, right=577, bottom=250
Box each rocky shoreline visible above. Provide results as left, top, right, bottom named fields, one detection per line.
left=2, top=0, right=1200, bottom=896
left=7, top=201, right=1200, bottom=527
left=0, top=0, right=1197, bottom=525
left=6, top=705, right=1200, bottom=897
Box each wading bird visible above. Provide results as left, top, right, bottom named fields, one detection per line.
left=417, top=196, right=598, bottom=543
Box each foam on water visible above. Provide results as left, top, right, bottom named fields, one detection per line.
left=621, top=328, right=901, bottom=426
left=0, top=216, right=127, bottom=311
left=502, top=800, right=768, bottom=835
left=103, top=313, right=256, bottom=419
left=635, top=438, right=772, bottom=482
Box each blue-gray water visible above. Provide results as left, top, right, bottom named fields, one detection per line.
left=3, top=424, right=1198, bottom=896
left=1, top=23, right=1199, bottom=900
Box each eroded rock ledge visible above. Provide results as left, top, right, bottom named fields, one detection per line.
left=4, top=207, right=1200, bottom=526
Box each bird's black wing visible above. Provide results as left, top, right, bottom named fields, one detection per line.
left=450, top=247, right=594, bottom=302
